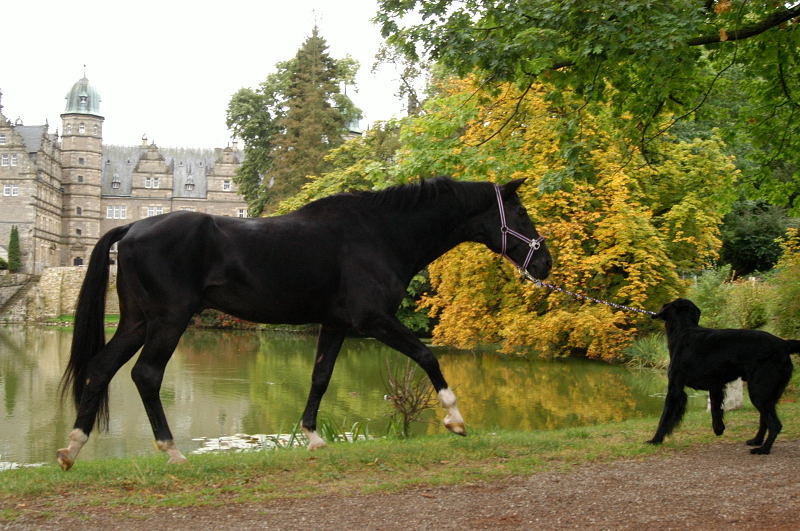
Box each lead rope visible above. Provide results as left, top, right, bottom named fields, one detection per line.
left=518, top=270, right=657, bottom=316
left=493, top=184, right=655, bottom=317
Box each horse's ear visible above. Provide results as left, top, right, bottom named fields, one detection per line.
left=501, top=178, right=526, bottom=198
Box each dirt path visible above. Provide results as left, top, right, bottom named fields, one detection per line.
left=5, top=439, right=800, bottom=530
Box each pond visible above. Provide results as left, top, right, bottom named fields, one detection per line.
left=0, top=326, right=704, bottom=467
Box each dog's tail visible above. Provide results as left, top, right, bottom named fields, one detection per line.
left=786, top=340, right=800, bottom=354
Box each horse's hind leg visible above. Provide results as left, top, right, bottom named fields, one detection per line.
left=57, top=319, right=146, bottom=470
left=301, top=326, right=345, bottom=449
left=131, top=318, right=191, bottom=464
left=367, top=316, right=466, bottom=436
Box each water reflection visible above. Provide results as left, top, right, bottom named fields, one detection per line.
left=0, top=326, right=701, bottom=466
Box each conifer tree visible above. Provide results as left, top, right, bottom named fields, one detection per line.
left=227, top=26, right=361, bottom=215
left=8, top=225, right=21, bottom=273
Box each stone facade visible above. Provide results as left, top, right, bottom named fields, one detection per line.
left=0, top=78, right=247, bottom=274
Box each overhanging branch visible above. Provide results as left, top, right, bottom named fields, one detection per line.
left=687, top=5, right=800, bottom=46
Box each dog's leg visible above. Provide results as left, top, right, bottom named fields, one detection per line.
left=749, top=403, right=782, bottom=455
left=709, top=387, right=725, bottom=436
left=647, top=381, right=688, bottom=445
left=746, top=417, right=767, bottom=447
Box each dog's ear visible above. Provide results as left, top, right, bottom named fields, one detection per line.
left=688, top=303, right=701, bottom=325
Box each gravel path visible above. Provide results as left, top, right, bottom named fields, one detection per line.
left=5, top=439, right=800, bottom=530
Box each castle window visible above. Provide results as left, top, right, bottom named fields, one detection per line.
left=238, top=208, right=247, bottom=218
left=0, top=134, right=5, bottom=144
left=146, top=206, right=164, bottom=217
left=73, top=257, right=83, bottom=266
left=10, top=154, right=17, bottom=166
left=223, top=179, right=232, bottom=191
left=77, top=175, right=84, bottom=183
left=106, top=206, right=127, bottom=219
left=76, top=206, right=82, bottom=215
left=78, top=157, right=85, bottom=165
left=1, top=154, right=8, bottom=166
left=66, top=124, right=72, bottom=134
left=184, top=179, right=195, bottom=192
left=76, top=228, right=82, bottom=235
left=111, top=173, right=121, bottom=189
left=2, top=184, right=11, bottom=196
left=93, top=124, right=98, bottom=135
left=79, top=123, right=85, bottom=134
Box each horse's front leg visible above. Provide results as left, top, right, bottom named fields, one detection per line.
left=301, top=326, right=346, bottom=450
left=367, top=315, right=466, bottom=436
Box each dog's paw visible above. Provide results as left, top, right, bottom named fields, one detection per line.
left=746, top=438, right=763, bottom=447
left=713, top=424, right=725, bottom=436
left=750, top=446, right=771, bottom=455
left=645, top=438, right=662, bottom=445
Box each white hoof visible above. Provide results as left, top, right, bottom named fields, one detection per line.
left=301, top=426, right=327, bottom=450
left=439, top=388, right=467, bottom=436
left=157, top=440, right=187, bottom=464
left=57, top=429, right=88, bottom=471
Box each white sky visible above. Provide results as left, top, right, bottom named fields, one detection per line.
left=1, top=0, right=408, bottom=149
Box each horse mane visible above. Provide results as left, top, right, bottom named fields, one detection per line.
left=344, top=176, right=489, bottom=214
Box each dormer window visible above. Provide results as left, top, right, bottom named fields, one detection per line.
left=111, top=173, right=121, bottom=189
left=0, top=134, right=5, bottom=145
left=184, top=178, right=195, bottom=192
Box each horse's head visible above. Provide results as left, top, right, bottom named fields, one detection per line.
left=484, top=178, right=552, bottom=280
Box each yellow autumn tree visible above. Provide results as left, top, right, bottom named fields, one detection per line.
left=402, top=78, right=737, bottom=361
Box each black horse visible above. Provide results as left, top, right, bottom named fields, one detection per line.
left=57, top=176, right=551, bottom=470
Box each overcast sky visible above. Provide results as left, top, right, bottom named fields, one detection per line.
left=1, top=0, right=408, bottom=149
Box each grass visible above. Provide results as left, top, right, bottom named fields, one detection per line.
left=2, top=397, right=799, bottom=518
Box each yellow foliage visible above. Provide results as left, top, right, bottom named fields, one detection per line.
left=408, top=79, right=737, bottom=361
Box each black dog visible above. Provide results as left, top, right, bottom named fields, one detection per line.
left=649, top=298, right=797, bottom=454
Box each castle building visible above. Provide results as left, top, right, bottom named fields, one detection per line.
left=0, top=77, right=247, bottom=273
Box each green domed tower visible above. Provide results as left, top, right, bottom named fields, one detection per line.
left=61, top=76, right=104, bottom=265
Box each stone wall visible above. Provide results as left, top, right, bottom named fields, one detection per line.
left=0, top=272, right=32, bottom=308
left=0, top=266, right=119, bottom=321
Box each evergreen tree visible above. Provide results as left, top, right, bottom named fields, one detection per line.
left=8, top=225, right=21, bottom=273
left=227, top=26, right=361, bottom=215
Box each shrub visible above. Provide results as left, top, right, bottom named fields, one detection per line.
left=768, top=229, right=800, bottom=338
left=725, top=278, right=769, bottom=329
left=8, top=225, right=21, bottom=273
left=719, top=200, right=787, bottom=276
left=623, top=332, right=670, bottom=369
left=686, top=266, right=732, bottom=328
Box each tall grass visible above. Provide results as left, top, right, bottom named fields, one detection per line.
left=623, top=332, right=669, bottom=369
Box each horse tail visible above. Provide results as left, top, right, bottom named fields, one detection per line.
left=786, top=340, right=800, bottom=355
left=60, top=224, right=131, bottom=430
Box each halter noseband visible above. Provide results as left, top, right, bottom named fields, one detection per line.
left=494, top=184, right=545, bottom=274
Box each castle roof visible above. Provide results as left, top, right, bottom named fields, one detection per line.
left=102, top=144, right=226, bottom=198
left=14, top=125, right=48, bottom=153
left=64, top=77, right=102, bottom=117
